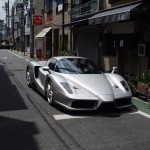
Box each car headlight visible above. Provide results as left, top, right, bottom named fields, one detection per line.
left=60, top=82, right=73, bottom=94
left=109, top=80, right=119, bottom=88
left=120, top=81, right=129, bottom=91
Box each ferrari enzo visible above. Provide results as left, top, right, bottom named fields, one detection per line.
left=26, top=56, right=132, bottom=110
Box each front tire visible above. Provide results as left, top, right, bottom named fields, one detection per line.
left=45, top=80, right=54, bottom=105
left=26, top=67, right=32, bottom=87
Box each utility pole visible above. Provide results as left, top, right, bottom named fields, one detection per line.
left=4, top=2, right=9, bottom=41
left=30, top=0, right=34, bottom=58
left=8, top=0, right=10, bottom=43
left=20, top=3, right=25, bottom=54
left=62, top=0, right=65, bottom=52
left=11, top=6, right=15, bottom=48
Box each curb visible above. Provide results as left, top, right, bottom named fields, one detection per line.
left=132, top=97, right=150, bottom=115
left=9, top=50, right=36, bottom=61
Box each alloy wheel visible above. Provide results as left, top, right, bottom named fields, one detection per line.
left=46, top=81, right=53, bottom=104
left=26, top=69, right=31, bottom=87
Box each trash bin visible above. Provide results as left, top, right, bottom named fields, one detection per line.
left=36, top=49, right=43, bottom=58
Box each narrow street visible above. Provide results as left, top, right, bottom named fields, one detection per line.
left=0, top=50, right=150, bottom=150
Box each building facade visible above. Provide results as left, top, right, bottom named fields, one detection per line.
left=11, top=0, right=44, bottom=54
left=36, top=0, right=72, bottom=59
left=10, top=0, right=150, bottom=79
left=69, top=0, right=150, bottom=79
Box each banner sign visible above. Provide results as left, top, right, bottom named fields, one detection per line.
left=32, top=15, right=43, bottom=25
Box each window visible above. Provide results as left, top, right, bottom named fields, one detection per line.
left=56, top=58, right=101, bottom=74
left=56, top=0, right=68, bottom=14
left=45, top=0, right=52, bottom=13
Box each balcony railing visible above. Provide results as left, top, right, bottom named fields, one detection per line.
left=70, top=0, right=99, bottom=21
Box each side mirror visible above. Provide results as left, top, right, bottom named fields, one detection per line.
left=43, top=66, right=49, bottom=71
left=111, top=66, right=118, bottom=73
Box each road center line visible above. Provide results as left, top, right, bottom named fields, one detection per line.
left=53, top=114, right=88, bottom=120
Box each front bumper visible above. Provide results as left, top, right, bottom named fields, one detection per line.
left=114, top=97, right=133, bottom=108
left=54, top=92, right=132, bottom=110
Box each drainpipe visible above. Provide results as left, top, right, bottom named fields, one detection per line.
left=30, top=0, right=34, bottom=58
left=62, top=0, right=65, bottom=53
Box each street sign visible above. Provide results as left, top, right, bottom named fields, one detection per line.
left=32, top=15, right=43, bottom=25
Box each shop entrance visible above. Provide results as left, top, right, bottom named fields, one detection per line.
left=118, top=48, right=131, bottom=76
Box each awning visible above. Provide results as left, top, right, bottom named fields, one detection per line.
left=88, top=2, right=141, bottom=25
left=35, top=27, right=52, bottom=38
left=64, top=18, right=88, bottom=27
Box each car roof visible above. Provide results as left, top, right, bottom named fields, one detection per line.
left=52, top=56, right=87, bottom=61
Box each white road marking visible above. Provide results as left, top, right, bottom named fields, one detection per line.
left=8, top=51, right=30, bottom=62
left=54, top=110, right=150, bottom=120
left=25, top=59, right=29, bottom=62
left=138, top=111, right=150, bottom=119
left=133, top=97, right=149, bottom=104
left=3, top=57, right=8, bottom=59
left=0, top=57, right=17, bottom=60
left=8, top=51, right=23, bottom=59
left=127, top=111, right=139, bottom=115
left=53, top=114, right=88, bottom=120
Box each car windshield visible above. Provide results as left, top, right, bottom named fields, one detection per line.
left=56, top=58, right=102, bottom=74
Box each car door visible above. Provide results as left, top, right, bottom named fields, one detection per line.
left=38, top=58, right=57, bottom=88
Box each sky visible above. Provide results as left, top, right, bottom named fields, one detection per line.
left=0, top=0, right=14, bottom=22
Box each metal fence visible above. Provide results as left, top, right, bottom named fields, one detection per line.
left=70, top=0, right=98, bottom=21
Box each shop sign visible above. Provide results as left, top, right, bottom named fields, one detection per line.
left=32, top=15, right=43, bottom=25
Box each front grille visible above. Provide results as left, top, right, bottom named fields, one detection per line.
left=115, top=98, right=132, bottom=108
left=71, top=100, right=98, bottom=109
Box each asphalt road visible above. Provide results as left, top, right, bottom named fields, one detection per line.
left=0, top=50, right=150, bottom=150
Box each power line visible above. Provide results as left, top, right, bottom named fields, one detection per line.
left=0, top=0, right=14, bottom=21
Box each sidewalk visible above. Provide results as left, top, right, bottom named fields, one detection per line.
left=132, top=97, right=150, bottom=115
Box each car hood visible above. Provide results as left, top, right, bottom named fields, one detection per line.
left=62, top=74, right=113, bottom=96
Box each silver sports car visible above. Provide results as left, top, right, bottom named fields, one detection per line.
left=26, top=56, right=132, bottom=110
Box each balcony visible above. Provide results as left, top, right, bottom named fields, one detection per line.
left=70, top=0, right=99, bottom=21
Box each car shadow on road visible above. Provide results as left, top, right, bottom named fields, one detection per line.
left=0, top=116, right=39, bottom=150
left=0, top=59, right=41, bottom=150
left=55, top=102, right=139, bottom=118
left=0, top=64, right=27, bottom=111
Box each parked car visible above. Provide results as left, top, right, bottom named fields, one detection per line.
left=0, top=42, right=10, bottom=49
left=26, top=56, right=132, bottom=110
